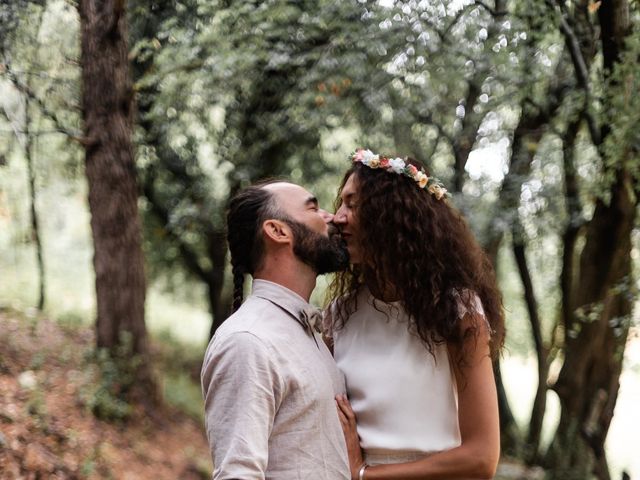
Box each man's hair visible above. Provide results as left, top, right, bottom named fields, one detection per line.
left=329, top=160, right=505, bottom=365
left=227, top=181, right=284, bottom=312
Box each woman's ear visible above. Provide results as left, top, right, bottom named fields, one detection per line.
left=262, top=219, right=292, bottom=244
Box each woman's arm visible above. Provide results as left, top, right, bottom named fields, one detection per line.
left=336, top=313, right=500, bottom=480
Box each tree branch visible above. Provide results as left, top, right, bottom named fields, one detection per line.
left=547, top=0, right=601, bottom=145
left=452, top=80, right=483, bottom=192
left=474, top=0, right=509, bottom=17
left=512, top=220, right=548, bottom=463
left=560, top=113, right=586, bottom=330
left=1, top=65, right=83, bottom=141
left=449, top=0, right=507, bottom=192
left=0, top=128, right=78, bottom=136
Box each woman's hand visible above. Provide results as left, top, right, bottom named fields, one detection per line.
left=336, top=394, right=365, bottom=480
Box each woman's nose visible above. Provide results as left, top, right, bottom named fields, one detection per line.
left=334, top=205, right=346, bottom=224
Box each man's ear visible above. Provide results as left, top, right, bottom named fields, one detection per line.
left=262, top=219, right=292, bottom=244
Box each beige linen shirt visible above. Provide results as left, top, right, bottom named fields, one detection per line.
left=201, top=279, right=350, bottom=480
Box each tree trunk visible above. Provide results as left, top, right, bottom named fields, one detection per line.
left=493, top=360, right=522, bottom=457
left=79, top=0, right=148, bottom=361
left=511, top=225, right=548, bottom=464
left=482, top=110, right=551, bottom=456
left=547, top=170, right=635, bottom=480
left=450, top=0, right=507, bottom=193
left=546, top=1, right=635, bottom=478
left=24, top=96, right=45, bottom=311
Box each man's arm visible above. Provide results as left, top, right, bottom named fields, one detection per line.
left=201, top=332, right=283, bottom=480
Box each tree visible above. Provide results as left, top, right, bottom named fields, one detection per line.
left=129, top=0, right=364, bottom=336
left=78, top=0, right=153, bottom=395
left=1, top=2, right=48, bottom=311
left=545, top=1, right=639, bottom=478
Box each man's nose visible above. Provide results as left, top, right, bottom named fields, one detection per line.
left=319, top=209, right=334, bottom=223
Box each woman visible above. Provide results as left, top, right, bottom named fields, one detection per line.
left=325, top=149, right=505, bottom=480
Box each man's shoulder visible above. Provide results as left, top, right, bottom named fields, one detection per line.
left=207, top=296, right=291, bottom=356
left=215, top=296, right=279, bottom=336
left=202, top=309, right=276, bottom=382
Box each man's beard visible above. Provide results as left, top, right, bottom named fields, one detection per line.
left=286, top=220, right=350, bottom=274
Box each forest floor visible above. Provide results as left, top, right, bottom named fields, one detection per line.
left=0, top=308, right=211, bottom=480
left=0, top=307, right=546, bottom=480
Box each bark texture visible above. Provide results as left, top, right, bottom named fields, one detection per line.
left=79, top=0, right=148, bottom=356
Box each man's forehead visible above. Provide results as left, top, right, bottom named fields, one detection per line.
left=262, top=182, right=313, bottom=203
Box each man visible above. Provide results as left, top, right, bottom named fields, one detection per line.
left=201, top=180, right=351, bottom=479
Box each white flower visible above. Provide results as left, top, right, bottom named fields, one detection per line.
left=359, top=149, right=375, bottom=164
left=389, top=157, right=406, bottom=174
left=416, top=172, right=428, bottom=189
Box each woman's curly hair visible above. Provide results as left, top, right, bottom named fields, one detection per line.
left=328, top=159, right=505, bottom=361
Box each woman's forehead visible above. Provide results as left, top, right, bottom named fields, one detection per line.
left=342, top=174, right=359, bottom=196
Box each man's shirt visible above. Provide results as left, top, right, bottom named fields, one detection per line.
left=201, top=279, right=350, bottom=480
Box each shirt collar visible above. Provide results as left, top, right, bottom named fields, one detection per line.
left=251, top=279, right=312, bottom=321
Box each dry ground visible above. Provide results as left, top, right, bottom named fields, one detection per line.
left=0, top=309, right=211, bottom=480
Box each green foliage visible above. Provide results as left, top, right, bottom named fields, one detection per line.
left=602, top=29, right=640, bottom=188
left=0, top=0, right=46, bottom=53
left=155, top=327, right=204, bottom=370
left=126, top=0, right=556, bottom=308
left=79, top=443, right=112, bottom=479
left=163, top=372, right=204, bottom=421
left=80, top=333, right=142, bottom=422
left=154, top=328, right=205, bottom=419
left=56, top=310, right=86, bottom=332
left=26, top=387, right=46, bottom=418
left=79, top=456, right=97, bottom=478
left=29, top=350, right=45, bottom=370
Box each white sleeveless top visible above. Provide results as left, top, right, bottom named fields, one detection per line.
left=330, top=288, right=484, bottom=455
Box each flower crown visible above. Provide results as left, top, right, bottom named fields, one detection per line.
left=351, top=149, right=448, bottom=200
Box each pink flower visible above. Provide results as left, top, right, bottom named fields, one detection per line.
left=353, top=149, right=365, bottom=161
left=379, top=157, right=389, bottom=168
left=408, top=165, right=418, bottom=177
